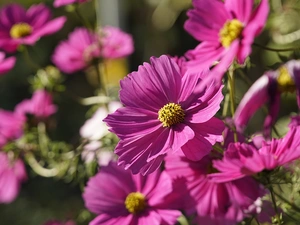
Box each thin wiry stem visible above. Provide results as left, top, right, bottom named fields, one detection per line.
left=253, top=42, right=300, bottom=52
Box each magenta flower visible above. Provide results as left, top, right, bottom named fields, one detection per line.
left=0, top=3, right=66, bottom=53
left=234, top=60, right=300, bottom=136
left=0, top=152, right=27, bottom=204
left=52, top=27, right=100, bottom=74
left=185, top=0, right=269, bottom=77
left=54, top=0, right=89, bottom=8
left=43, top=220, right=75, bottom=225
left=0, top=51, right=16, bottom=75
left=83, top=161, right=181, bottom=225
left=99, top=26, right=134, bottom=59
left=165, top=151, right=265, bottom=224
left=0, top=109, right=25, bottom=148
left=104, top=55, right=224, bottom=175
left=210, top=126, right=300, bottom=182
left=15, top=90, right=57, bottom=119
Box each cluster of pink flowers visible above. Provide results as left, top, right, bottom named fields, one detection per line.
left=81, top=0, right=300, bottom=224
left=0, top=89, right=56, bottom=203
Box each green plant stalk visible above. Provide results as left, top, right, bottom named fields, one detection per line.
left=253, top=42, right=300, bottom=52
left=269, top=185, right=282, bottom=224
left=227, top=67, right=238, bottom=142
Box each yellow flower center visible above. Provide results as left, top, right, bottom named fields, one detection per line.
left=125, top=192, right=146, bottom=214
left=277, top=66, right=295, bottom=93
left=10, top=23, right=32, bottom=39
left=158, top=103, right=185, bottom=127
left=219, top=19, right=243, bottom=48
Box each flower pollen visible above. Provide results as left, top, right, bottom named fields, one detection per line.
left=158, top=103, right=185, bottom=127
left=277, top=66, right=295, bottom=93
left=125, top=192, right=146, bottom=214
left=10, top=23, right=32, bottom=39
left=219, top=19, right=243, bottom=48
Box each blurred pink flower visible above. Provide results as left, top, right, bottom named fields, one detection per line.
left=15, top=90, right=57, bottom=119
left=0, top=51, right=15, bottom=75
left=104, top=55, right=224, bottom=175
left=43, top=220, right=75, bottom=225
left=210, top=126, right=300, bottom=182
left=52, top=27, right=100, bottom=74
left=54, top=0, right=88, bottom=8
left=99, top=26, right=134, bottom=59
left=83, top=161, right=181, bottom=225
left=53, top=26, right=134, bottom=74
left=0, top=152, right=27, bottom=204
left=185, top=0, right=269, bottom=80
left=234, top=60, right=300, bottom=136
left=165, top=151, right=265, bottom=224
left=0, top=3, right=66, bottom=53
left=0, top=109, right=25, bottom=147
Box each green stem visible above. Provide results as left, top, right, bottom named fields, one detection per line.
left=222, top=91, right=230, bottom=117
left=37, top=122, right=49, bottom=157
left=212, top=144, right=224, bottom=154
left=253, top=42, right=300, bottom=52
left=254, top=217, right=261, bottom=225
left=227, top=66, right=238, bottom=142
left=25, top=152, right=58, bottom=177
left=75, top=4, right=93, bottom=29
left=274, top=191, right=300, bottom=212
left=269, top=185, right=282, bottom=224
left=177, top=215, right=189, bottom=225
left=22, top=46, right=40, bottom=70
left=94, top=60, right=108, bottom=96
left=78, top=95, right=110, bottom=105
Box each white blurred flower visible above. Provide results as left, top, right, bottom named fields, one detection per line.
left=80, top=101, right=122, bottom=140
left=80, top=101, right=122, bottom=165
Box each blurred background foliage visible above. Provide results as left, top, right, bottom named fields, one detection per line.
left=0, top=0, right=300, bottom=224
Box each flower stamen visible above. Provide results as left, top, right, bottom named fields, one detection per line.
left=158, top=103, right=185, bottom=127
left=277, top=66, right=295, bottom=93
left=10, top=23, right=32, bottom=39
left=219, top=19, right=243, bottom=48
left=125, top=192, right=146, bottom=214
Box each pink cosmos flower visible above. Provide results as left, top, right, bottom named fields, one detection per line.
left=83, top=161, right=181, bottom=225
left=43, top=220, right=75, bottom=225
left=210, top=126, right=300, bottom=182
left=104, top=55, right=224, bottom=175
left=53, top=0, right=89, bottom=8
left=0, top=152, right=27, bottom=204
left=99, top=26, right=134, bottom=59
left=52, top=27, right=100, bottom=74
left=0, top=3, right=66, bottom=53
left=0, top=109, right=25, bottom=148
left=15, top=90, right=57, bottom=119
left=0, top=51, right=16, bottom=75
left=165, top=151, right=265, bottom=224
left=234, top=60, right=300, bottom=136
left=185, top=0, right=269, bottom=78
left=53, top=26, right=134, bottom=74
